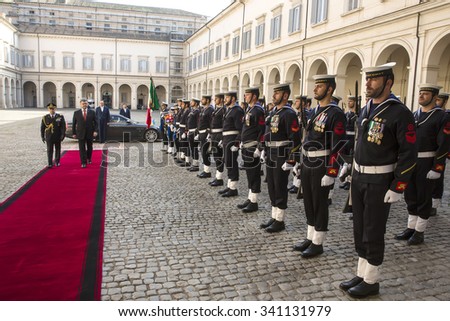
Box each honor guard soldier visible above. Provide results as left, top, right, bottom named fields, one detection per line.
left=218, top=91, right=244, bottom=197
left=236, top=87, right=266, bottom=212
left=159, top=102, right=169, bottom=152
left=288, top=96, right=303, bottom=195
left=40, top=103, right=66, bottom=168
left=166, top=105, right=177, bottom=155
left=172, top=98, right=184, bottom=159
left=260, top=84, right=301, bottom=232
left=396, top=84, right=450, bottom=245
left=340, top=63, right=417, bottom=298
left=431, top=91, right=450, bottom=215
left=339, top=95, right=358, bottom=190
left=209, top=93, right=226, bottom=186
left=197, top=95, right=214, bottom=178
left=186, top=98, right=201, bottom=171
left=177, top=99, right=191, bottom=166
left=294, top=75, right=346, bottom=256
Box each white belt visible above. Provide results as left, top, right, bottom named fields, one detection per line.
left=302, top=147, right=330, bottom=157
left=179, top=124, right=186, bottom=128
left=211, top=128, right=223, bottom=133
left=418, top=151, right=436, bottom=158
left=198, top=129, right=208, bottom=134
left=188, top=128, right=197, bottom=133
left=346, top=131, right=355, bottom=135
left=354, top=162, right=396, bottom=174
left=175, top=122, right=179, bottom=125
left=242, top=141, right=258, bottom=148
left=266, top=141, right=290, bottom=148
left=223, top=130, right=239, bottom=136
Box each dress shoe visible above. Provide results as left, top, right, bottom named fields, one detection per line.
left=197, top=171, right=211, bottom=178
left=81, top=164, right=87, bottom=168
left=221, top=189, right=238, bottom=197
left=237, top=199, right=251, bottom=209
left=188, top=166, right=199, bottom=172
left=347, top=281, right=379, bottom=298
left=218, top=187, right=230, bottom=195
left=210, top=179, right=224, bottom=187
left=47, top=164, right=53, bottom=168
left=339, top=276, right=363, bottom=291
left=87, top=159, right=92, bottom=164
left=265, top=220, right=285, bottom=233
left=429, top=208, right=437, bottom=217
left=293, top=239, right=312, bottom=252
left=242, top=202, right=258, bottom=213
left=301, top=243, right=324, bottom=258
left=395, top=228, right=415, bottom=240
left=178, top=162, right=189, bottom=167
left=339, top=182, right=350, bottom=189
left=289, top=186, right=298, bottom=194
left=260, top=218, right=275, bottom=229
left=407, top=231, right=424, bottom=245
left=55, top=162, right=60, bottom=167
left=343, top=184, right=350, bottom=190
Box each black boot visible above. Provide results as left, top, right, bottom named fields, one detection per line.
left=222, top=189, right=238, bottom=197
left=209, top=179, right=224, bottom=186
left=292, top=239, right=312, bottom=252
left=260, top=218, right=275, bottom=229
left=407, top=231, right=424, bottom=245
left=347, top=281, right=379, bottom=298
left=242, top=202, right=258, bottom=213
left=395, top=228, right=415, bottom=240
left=339, top=276, right=363, bottom=291
left=289, top=186, right=298, bottom=194
left=218, top=187, right=230, bottom=194
left=197, top=171, right=211, bottom=178
left=301, top=243, right=323, bottom=258
left=237, top=199, right=251, bottom=209
left=265, top=220, right=285, bottom=233
left=188, top=166, right=199, bottom=172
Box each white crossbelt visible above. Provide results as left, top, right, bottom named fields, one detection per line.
left=188, top=128, right=197, bottom=133
left=179, top=124, right=186, bottom=128
left=242, top=141, right=258, bottom=148
left=417, top=151, right=436, bottom=158
left=302, top=147, right=330, bottom=157
left=198, top=129, right=208, bottom=134
left=223, top=130, right=240, bottom=136
left=211, top=128, right=223, bottom=133
left=346, top=131, right=355, bottom=135
left=266, top=140, right=290, bottom=148
left=354, top=162, right=396, bottom=174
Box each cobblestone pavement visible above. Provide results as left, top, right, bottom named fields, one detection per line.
left=1, top=109, right=449, bottom=301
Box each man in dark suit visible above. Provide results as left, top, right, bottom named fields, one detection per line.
left=72, top=98, right=98, bottom=168
left=95, top=100, right=111, bottom=143
left=40, top=103, right=66, bottom=168
left=120, top=103, right=131, bottom=118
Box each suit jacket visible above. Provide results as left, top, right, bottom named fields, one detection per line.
left=73, top=108, right=97, bottom=139
left=95, top=106, right=111, bottom=125
left=41, top=113, right=66, bottom=142
left=120, top=108, right=131, bottom=118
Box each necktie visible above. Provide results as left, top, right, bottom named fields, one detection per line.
left=83, top=109, right=87, bottom=121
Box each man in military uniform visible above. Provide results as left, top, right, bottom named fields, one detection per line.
left=293, top=75, right=346, bottom=256
left=197, top=95, right=214, bottom=178
left=40, top=103, right=66, bottom=168
left=339, top=95, right=358, bottom=190
left=209, top=93, right=226, bottom=186
left=236, top=87, right=265, bottom=212
left=340, top=63, right=417, bottom=298
left=395, top=84, right=450, bottom=245
left=431, top=91, right=449, bottom=215
left=218, top=91, right=244, bottom=197
left=172, top=98, right=184, bottom=160
left=186, top=98, right=201, bottom=171
left=159, top=102, right=169, bottom=152
left=260, top=84, right=301, bottom=232
left=177, top=99, right=191, bottom=167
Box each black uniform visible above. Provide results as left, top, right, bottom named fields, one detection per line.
left=210, top=105, right=225, bottom=178
left=239, top=102, right=266, bottom=193
left=40, top=113, right=66, bottom=166
left=187, top=107, right=200, bottom=165
left=173, top=109, right=183, bottom=157
left=344, top=110, right=357, bottom=158
left=198, top=105, right=214, bottom=167
left=404, top=107, right=450, bottom=219
left=264, top=105, right=302, bottom=210
left=432, top=109, right=450, bottom=201
left=301, top=104, right=346, bottom=231
left=222, top=103, right=244, bottom=182
left=178, top=107, right=190, bottom=162
left=352, top=95, right=417, bottom=266
left=160, top=109, right=169, bottom=148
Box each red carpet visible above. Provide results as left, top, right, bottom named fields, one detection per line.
left=0, top=150, right=107, bottom=300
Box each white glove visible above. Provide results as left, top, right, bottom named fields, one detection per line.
left=426, top=170, right=441, bottom=180
left=384, top=190, right=402, bottom=203
left=321, top=175, right=335, bottom=186
left=230, top=145, right=239, bottom=152
left=253, top=148, right=261, bottom=158
left=281, top=162, right=294, bottom=171
left=260, top=149, right=266, bottom=164
left=293, top=163, right=300, bottom=176
left=194, top=134, right=199, bottom=141
left=218, top=140, right=223, bottom=148
left=170, top=125, right=175, bottom=131
left=181, top=133, right=186, bottom=139
left=339, top=163, right=349, bottom=181
left=206, top=134, right=211, bottom=141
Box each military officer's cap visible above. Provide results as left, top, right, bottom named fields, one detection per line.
left=192, top=98, right=201, bottom=103
left=294, top=95, right=302, bottom=100
left=170, top=104, right=179, bottom=110
left=225, top=91, right=238, bottom=98
left=347, top=95, right=356, bottom=101
left=332, top=95, right=342, bottom=102
left=177, top=98, right=183, bottom=102
left=418, top=83, right=442, bottom=95
left=202, top=94, right=212, bottom=100
left=47, top=103, right=56, bottom=109
left=183, top=99, right=190, bottom=104
left=244, top=87, right=260, bottom=96
left=313, top=75, right=336, bottom=84
left=162, top=101, right=168, bottom=106
left=214, top=93, right=225, bottom=99
left=273, top=83, right=291, bottom=92
left=438, top=92, right=449, bottom=99
left=363, top=62, right=396, bottom=78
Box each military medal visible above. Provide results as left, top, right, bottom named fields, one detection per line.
left=245, top=113, right=251, bottom=126
left=271, top=114, right=280, bottom=133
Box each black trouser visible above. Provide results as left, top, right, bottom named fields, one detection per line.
left=210, top=139, right=224, bottom=173
left=266, top=149, right=289, bottom=209
left=78, top=137, right=93, bottom=164
left=162, top=127, right=168, bottom=146
left=223, top=138, right=239, bottom=181
left=404, top=158, right=435, bottom=220
left=432, top=166, right=445, bottom=199
left=174, top=131, right=180, bottom=154
left=98, top=122, right=107, bottom=143
left=351, top=172, right=392, bottom=266
left=188, top=132, right=199, bottom=161
left=199, top=134, right=211, bottom=166
left=180, top=131, right=189, bottom=157
left=46, top=140, right=61, bottom=165
left=301, top=162, right=331, bottom=231
left=242, top=147, right=261, bottom=193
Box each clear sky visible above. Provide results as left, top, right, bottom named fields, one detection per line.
left=96, top=0, right=233, bottom=18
